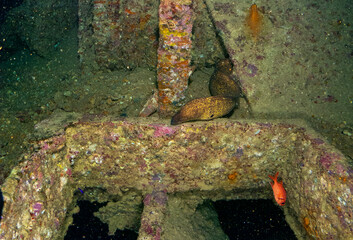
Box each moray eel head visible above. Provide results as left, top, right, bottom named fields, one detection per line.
left=216, top=59, right=233, bottom=75
left=210, top=59, right=241, bottom=98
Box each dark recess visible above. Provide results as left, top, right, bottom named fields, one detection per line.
left=0, top=188, right=3, bottom=223
left=65, top=200, right=138, bottom=240
left=0, top=0, right=24, bottom=23
left=214, top=199, right=297, bottom=240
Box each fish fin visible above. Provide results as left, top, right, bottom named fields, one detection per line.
left=268, top=172, right=278, bottom=181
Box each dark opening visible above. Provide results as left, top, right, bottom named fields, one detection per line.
left=214, top=199, right=297, bottom=240
left=65, top=200, right=138, bottom=240
left=0, top=188, right=3, bottom=223
left=0, top=0, right=24, bottom=23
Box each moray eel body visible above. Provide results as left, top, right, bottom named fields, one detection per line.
left=171, top=59, right=241, bottom=125
left=209, top=59, right=241, bottom=98
left=171, top=96, right=236, bottom=125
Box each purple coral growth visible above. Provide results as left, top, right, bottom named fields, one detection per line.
left=152, top=173, right=161, bottom=181
left=66, top=168, right=72, bottom=177
left=240, top=60, right=258, bottom=77
left=214, top=3, right=235, bottom=14
left=151, top=125, right=176, bottom=137
left=323, top=95, right=337, bottom=103
left=320, top=153, right=333, bottom=169
left=319, top=152, right=340, bottom=170
left=312, top=138, right=325, bottom=145
left=143, top=194, right=152, bottom=205
left=247, top=64, right=258, bottom=77
left=152, top=190, right=168, bottom=205
left=33, top=202, right=43, bottom=216
left=154, top=226, right=162, bottom=240
left=143, top=190, right=168, bottom=206
left=233, top=147, right=244, bottom=158
left=144, top=224, right=154, bottom=235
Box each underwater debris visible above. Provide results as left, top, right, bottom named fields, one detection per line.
left=139, top=90, right=159, bottom=117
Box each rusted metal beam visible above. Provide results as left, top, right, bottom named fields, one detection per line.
left=157, top=0, right=195, bottom=117
left=0, top=119, right=352, bottom=239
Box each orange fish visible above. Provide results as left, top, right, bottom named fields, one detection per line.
left=269, top=172, right=286, bottom=206
left=246, top=4, right=262, bottom=41
left=125, top=8, right=136, bottom=15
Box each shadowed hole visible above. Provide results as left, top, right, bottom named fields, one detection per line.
left=65, top=200, right=138, bottom=240
left=214, top=199, right=297, bottom=240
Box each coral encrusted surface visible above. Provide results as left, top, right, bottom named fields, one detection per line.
left=0, top=118, right=352, bottom=239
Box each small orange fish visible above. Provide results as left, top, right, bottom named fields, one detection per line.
left=246, top=4, right=262, bottom=41
left=269, top=172, right=286, bottom=206
left=125, top=8, right=136, bottom=15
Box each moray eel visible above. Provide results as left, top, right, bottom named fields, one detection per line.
left=171, top=59, right=241, bottom=125
left=171, top=96, right=236, bottom=125
left=209, top=59, right=241, bottom=98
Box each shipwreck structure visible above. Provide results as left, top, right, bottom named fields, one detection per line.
left=1, top=0, right=352, bottom=239
left=1, top=118, right=352, bottom=239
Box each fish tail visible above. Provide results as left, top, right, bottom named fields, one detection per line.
left=268, top=172, right=279, bottom=181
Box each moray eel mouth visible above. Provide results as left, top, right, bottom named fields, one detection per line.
left=171, top=59, right=243, bottom=125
